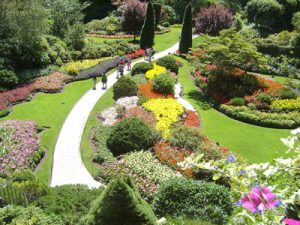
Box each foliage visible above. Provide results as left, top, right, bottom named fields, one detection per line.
left=33, top=72, right=71, bottom=93
left=120, top=0, right=146, bottom=36
left=156, top=55, right=179, bottom=74
left=0, top=206, right=64, bottom=225
left=257, top=93, right=272, bottom=104
left=113, top=76, right=138, bottom=100
left=140, top=2, right=155, bottom=48
left=152, top=177, right=233, bottom=225
left=86, top=16, right=121, bottom=35
left=60, top=58, right=111, bottom=74
left=0, top=70, right=18, bottom=89
left=194, top=4, right=234, bottom=36
left=107, top=118, right=157, bottom=156
left=138, top=81, right=174, bottom=99
left=82, top=176, right=157, bottom=225
left=230, top=97, right=245, bottom=106
left=271, top=98, right=300, bottom=112
left=36, top=185, right=103, bottom=225
left=152, top=73, right=175, bottom=95
left=145, top=63, right=167, bottom=80
left=130, top=74, right=147, bottom=86
left=143, top=98, right=184, bottom=138
left=293, top=12, right=300, bottom=32
left=131, top=62, right=153, bottom=75
left=179, top=3, right=192, bottom=54
left=0, top=109, right=10, bottom=118
left=65, top=23, right=85, bottom=51
left=280, top=88, right=297, bottom=100
left=219, top=104, right=300, bottom=129
left=0, top=120, right=41, bottom=176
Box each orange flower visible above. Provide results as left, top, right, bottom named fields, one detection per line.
left=138, top=82, right=174, bottom=99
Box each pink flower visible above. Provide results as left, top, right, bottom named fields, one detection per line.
left=283, top=219, right=300, bottom=225
left=238, top=186, right=281, bottom=213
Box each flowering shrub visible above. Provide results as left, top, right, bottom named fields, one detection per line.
left=145, top=63, right=167, bottom=80
left=33, top=72, right=71, bottom=93
left=138, top=82, right=174, bottom=99
left=60, top=58, right=111, bottom=74
left=256, top=77, right=284, bottom=98
left=271, top=98, right=300, bottom=112
left=117, top=106, right=157, bottom=126
left=179, top=129, right=300, bottom=224
left=183, top=110, right=201, bottom=128
left=143, top=98, right=184, bottom=138
left=127, top=49, right=145, bottom=59
left=0, top=120, right=41, bottom=176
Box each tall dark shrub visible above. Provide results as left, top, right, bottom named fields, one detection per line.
left=153, top=3, right=162, bottom=28
left=83, top=176, right=157, bottom=225
left=140, top=3, right=155, bottom=49
left=194, top=5, right=234, bottom=36
left=113, top=76, right=138, bottom=100
left=179, top=3, right=192, bottom=54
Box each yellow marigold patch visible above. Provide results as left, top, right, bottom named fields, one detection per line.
left=145, top=63, right=167, bottom=80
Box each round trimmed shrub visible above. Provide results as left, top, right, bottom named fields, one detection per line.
left=107, top=118, right=157, bottom=156
left=156, top=56, right=179, bottom=74
left=230, top=97, right=245, bottom=106
left=152, top=177, right=233, bottom=225
left=152, top=73, right=175, bottom=95
left=132, top=62, right=153, bottom=75
left=113, top=77, right=138, bottom=100
left=0, top=70, right=18, bottom=88
left=257, top=93, right=272, bottom=104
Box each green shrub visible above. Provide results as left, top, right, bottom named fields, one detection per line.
left=156, top=56, right=179, bottom=74
left=152, top=177, right=233, bottom=225
left=66, top=64, right=79, bottom=76
left=279, top=88, right=297, bottom=100
left=0, top=70, right=18, bottom=88
left=230, top=97, right=245, bottom=106
left=113, top=77, right=138, bottom=100
left=152, top=73, right=175, bottom=95
left=132, top=62, right=153, bottom=75
left=179, top=3, right=192, bottom=54
left=169, top=125, right=204, bottom=152
left=219, top=104, right=300, bottom=128
left=82, top=176, right=157, bottom=225
left=130, top=73, right=147, bottom=86
left=36, top=185, right=103, bottom=225
left=107, top=118, right=157, bottom=156
left=257, top=93, right=272, bottom=104
left=0, top=109, right=10, bottom=118
left=11, top=170, right=37, bottom=183
left=247, top=103, right=257, bottom=110
left=140, top=2, right=155, bottom=49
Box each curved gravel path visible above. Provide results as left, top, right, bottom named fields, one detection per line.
left=51, top=43, right=182, bottom=188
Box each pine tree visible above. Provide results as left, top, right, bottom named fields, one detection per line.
left=140, top=2, right=155, bottom=49
left=179, top=3, right=192, bottom=54
left=83, top=176, right=157, bottom=225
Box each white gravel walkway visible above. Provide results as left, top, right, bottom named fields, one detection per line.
left=50, top=42, right=181, bottom=188
left=174, top=83, right=197, bottom=112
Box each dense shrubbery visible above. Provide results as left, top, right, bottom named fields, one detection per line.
left=230, top=97, right=245, bottom=106
left=0, top=70, right=18, bottom=90
left=131, top=62, right=153, bottom=75
left=0, top=109, right=10, bottom=118
left=271, top=98, right=300, bottom=112
left=152, top=73, right=175, bottom=95
left=220, top=104, right=300, bottom=128
left=152, top=177, right=233, bottom=225
left=156, top=56, right=179, bottom=74
left=107, top=118, right=157, bottom=156
left=113, top=76, right=138, bottom=100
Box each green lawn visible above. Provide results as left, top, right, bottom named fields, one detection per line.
left=0, top=79, right=98, bottom=184
left=177, top=57, right=290, bottom=163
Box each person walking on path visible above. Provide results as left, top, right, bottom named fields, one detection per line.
left=127, top=57, right=132, bottom=71
left=92, top=74, right=97, bottom=90
left=119, top=63, right=124, bottom=76
left=101, top=72, right=107, bottom=89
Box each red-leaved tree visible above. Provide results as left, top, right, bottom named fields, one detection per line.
left=194, top=5, right=234, bottom=36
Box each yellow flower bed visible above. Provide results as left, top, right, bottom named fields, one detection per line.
left=143, top=98, right=184, bottom=138
left=271, top=98, right=300, bottom=112
left=145, top=63, right=167, bottom=80
left=60, top=57, right=111, bottom=75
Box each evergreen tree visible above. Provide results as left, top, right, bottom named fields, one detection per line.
left=140, top=2, right=155, bottom=49
left=179, top=3, right=192, bottom=54
left=83, top=176, right=157, bottom=225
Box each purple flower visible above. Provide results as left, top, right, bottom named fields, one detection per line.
left=238, top=186, right=280, bottom=213
left=282, top=219, right=300, bottom=225
left=227, top=154, right=236, bottom=163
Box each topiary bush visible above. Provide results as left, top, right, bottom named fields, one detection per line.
left=179, top=3, right=192, bottom=54
left=156, top=56, right=179, bottom=74
left=82, top=176, right=157, bottom=225
left=230, top=97, right=245, bottom=106
left=0, top=70, right=19, bottom=89
left=107, top=118, right=157, bottom=156
left=131, top=62, right=153, bottom=75
left=113, top=76, right=138, bottom=100
left=152, top=177, right=233, bottom=225
left=152, top=73, right=175, bottom=95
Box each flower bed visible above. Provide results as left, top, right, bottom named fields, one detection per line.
left=0, top=120, right=41, bottom=176
left=86, top=33, right=135, bottom=39
left=138, top=82, right=174, bottom=99
left=118, top=106, right=157, bottom=126
left=271, top=98, right=300, bottom=112
left=33, top=72, right=72, bottom=93
left=127, top=49, right=145, bottom=59
left=143, top=98, right=184, bottom=138
left=183, top=110, right=201, bottom=128
left=145, top=64, right=167, bottom=80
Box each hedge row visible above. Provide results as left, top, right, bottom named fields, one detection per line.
left=219, top=105, right=300, bottom=129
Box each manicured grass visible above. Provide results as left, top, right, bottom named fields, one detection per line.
left=0, top=79, right=98, bottom=184
left=176, top=57, right=290, bottom=163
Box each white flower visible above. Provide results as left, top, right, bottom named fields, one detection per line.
left=263, top=166, right=278, bottom=177
left=281, top=136, right=297, bottom=150
left=291, top=127, right=300, bottom=135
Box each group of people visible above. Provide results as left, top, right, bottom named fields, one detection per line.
left=116, top=57, right=132, bottom=79
left=144, top=47, right=155, bottom=62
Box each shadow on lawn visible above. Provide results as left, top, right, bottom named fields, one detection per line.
left=185, top=90, right=212, bottom=111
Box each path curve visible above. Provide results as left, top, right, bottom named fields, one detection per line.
left=51, top=43, right=181, bottom=188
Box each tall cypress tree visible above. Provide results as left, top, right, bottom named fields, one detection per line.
left=140, top=2, right=155, bottom=49
left=179, top=3, right=192, bottom=54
